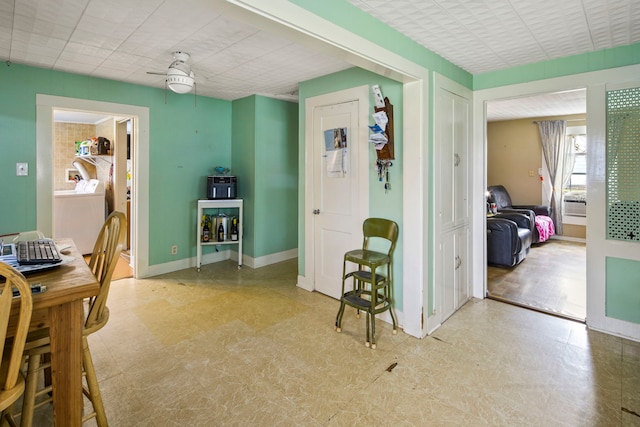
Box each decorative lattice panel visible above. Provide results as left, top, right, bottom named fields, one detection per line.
left=606, top=87, right=640, bottom=241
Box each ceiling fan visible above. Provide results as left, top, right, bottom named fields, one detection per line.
left=147, top=51, right=195, bottom=94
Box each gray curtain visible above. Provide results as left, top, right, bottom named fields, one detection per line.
left=537, top=120, right=567, bottom=235
left=563, top=135, right=577, bottom=192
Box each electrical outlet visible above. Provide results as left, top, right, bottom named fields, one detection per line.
left=171, top=245, right=178, bottom=255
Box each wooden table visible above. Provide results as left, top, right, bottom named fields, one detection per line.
left=8, top=238, right=99, bottom=426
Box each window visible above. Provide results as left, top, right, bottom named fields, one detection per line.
left=566, top=133, right=586, bottom=192
left=562, top=126, right=587, bottom=219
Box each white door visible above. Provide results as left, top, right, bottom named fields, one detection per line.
left=312, top=100, right=361, bottom=299
left=587, top=80, right=640, bottom=341
left=430, top=74, right=472, bottom=331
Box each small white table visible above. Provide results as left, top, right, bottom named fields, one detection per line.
left=196, top=199, right=243, bottom=271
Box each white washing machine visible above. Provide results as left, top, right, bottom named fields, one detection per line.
left=54, top=179, right=106, bottom=255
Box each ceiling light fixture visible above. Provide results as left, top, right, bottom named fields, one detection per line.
left=166, top=52, right=195, bottom=94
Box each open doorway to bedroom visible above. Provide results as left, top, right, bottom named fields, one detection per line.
left=485, top=89, right=587, bottom=321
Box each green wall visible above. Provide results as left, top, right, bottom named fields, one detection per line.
left=254, top=96, right=299, bottom=257
left=474, top=42, right=640, bottom=89
left=606, top=257, right=640, bottom=324
left=0, top=63, right=232, bottom=267
left=231, top=96, right=257, bottom=258
left=232, top=95, right=298, bottom=259
left=298, top=67, right=404, bottom=307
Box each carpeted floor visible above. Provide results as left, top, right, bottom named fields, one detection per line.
left=487, top=239, right=586, bottom=320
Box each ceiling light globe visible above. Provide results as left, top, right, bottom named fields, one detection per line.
left=167, top=68, right=195, bottom=94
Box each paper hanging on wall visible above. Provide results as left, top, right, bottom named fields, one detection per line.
left=326, top=149, right=346, bottom=178
left=372, top=111, right=388, bottom=129
left=372, top=85, right=385, bottom=108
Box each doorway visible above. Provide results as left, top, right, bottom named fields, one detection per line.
left=303, top=86, right=370, bottom=298
left=311, top=100, right=361, bottom=299
left=52, top=110, right=134, bottom=275
left=485, top=91, right=587, bottom=321
left=36, top=94, right=150, bottom=278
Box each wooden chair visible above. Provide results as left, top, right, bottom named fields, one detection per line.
left=19, top=211, right=126, bottom=427
left=0, top=263, right=33, bottom=426
left=335, top=218, right=398, bottom=349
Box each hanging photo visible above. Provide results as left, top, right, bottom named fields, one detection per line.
left=324, top=127, right=348, bottom=151
left=324, top=127, right=348, bottom=178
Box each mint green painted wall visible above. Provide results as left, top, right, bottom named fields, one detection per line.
left=232, top=96, right=298, bottom=259
left=0, top=63, right=232, bottom=267
left=606, top=257, right=640, bottom=324
left=253, top=96, right=299, bottom=257
left=289, top=0, right=472, bottom=89
left=298, top=67, right=404, bottom=307
left=474, top=43, right=640, bottom=89
left=231, top=96, right=257, bottom=258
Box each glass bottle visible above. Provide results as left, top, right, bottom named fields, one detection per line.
left=231, top=217, right=238, bottom=241
left=218, top=220, right=225, bottom=242
left=202, top=215, right=210, bottom=242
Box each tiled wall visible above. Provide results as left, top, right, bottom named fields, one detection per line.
left=53, top=120, right=115, bottom=192
left=53, top=122, right=97, bottom=190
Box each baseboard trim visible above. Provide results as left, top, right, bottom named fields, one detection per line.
left=139, top=248, right=298, bottom=278
left=296, top=274, right=313, bottom=292
left=241, top=248, right=297, bottom=269
left=139, top=249, right=231, bottom=278
left=549, top=235, right=586, bottom=244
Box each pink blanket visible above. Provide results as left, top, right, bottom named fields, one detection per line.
left=535, top=215, right=555, bottom=242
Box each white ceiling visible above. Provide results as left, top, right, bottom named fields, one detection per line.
left=54, top=110, right=117, bottom=124
left=486, top=89, right=587, bottom=122
left=347, top=0, right=640, bottom=75
left=3, top=0, right=638, bottom=119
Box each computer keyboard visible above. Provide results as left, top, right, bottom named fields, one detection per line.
left=17, top=240, right=62, bottom=265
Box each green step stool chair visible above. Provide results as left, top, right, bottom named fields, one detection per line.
left=335, top=218, right=398, bottom=348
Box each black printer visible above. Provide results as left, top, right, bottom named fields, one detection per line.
left=207, top=176, right=237, bottom=199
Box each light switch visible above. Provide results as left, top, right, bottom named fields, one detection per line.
left=16, top=162, right=28, bottom=176
left=529, top=169, right=534, bottom=177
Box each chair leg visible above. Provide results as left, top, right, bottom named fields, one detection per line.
left=389, top=303, right=398, bottom=335
left=386, top=271, right=398, bottom=334
left=365, top=311, right=371, bottom=348
left=335, top=259, right=350, bottom=333
left=20, top=353, right=43, bottom=427
left=335, top=300, right=346, bottom=333
left=1, top=404, right=18, bottom=427
left=370, top=309, right=377, bottom=349
left=82, top=337, right=108, bottom=427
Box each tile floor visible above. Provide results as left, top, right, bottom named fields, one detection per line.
left=27, top=259, right=640, bottom=426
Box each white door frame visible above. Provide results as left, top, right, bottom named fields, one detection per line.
left=302, top=86, right=370, bottom=295
left=36, top=95, right=149, bottom=279
left=473, top=64, right=640, bottom=342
